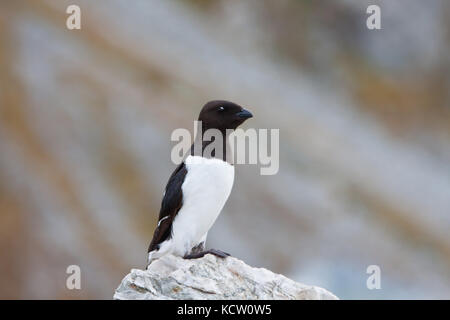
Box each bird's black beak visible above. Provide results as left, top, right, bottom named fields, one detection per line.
left=236, top=109, right=253, bottom=119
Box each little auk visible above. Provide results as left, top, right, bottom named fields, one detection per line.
left=147, top=100, right=253, bottom=265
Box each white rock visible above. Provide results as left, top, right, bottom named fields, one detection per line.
left=114, top=254, right=338, bottom=300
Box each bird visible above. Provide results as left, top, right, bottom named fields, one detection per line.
left=147, top=100, right=253, bottom=265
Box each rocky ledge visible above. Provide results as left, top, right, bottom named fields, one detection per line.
left=114, top=254, right=337, bottom=300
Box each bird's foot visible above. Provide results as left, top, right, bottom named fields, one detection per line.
left=184, top=248, right=231, bottom=259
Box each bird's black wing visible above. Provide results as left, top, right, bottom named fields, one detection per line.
left=147, top=162, right=187, bottom=252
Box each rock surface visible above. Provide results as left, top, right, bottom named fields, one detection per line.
left=114, top=254, right=338, bottom=300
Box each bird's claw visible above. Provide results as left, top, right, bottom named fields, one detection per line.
left=184, top=248, right=231, bottom=259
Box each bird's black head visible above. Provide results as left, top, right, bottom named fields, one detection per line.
left=198, top=100, right=253, bottom=132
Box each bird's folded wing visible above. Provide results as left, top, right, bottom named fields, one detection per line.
left=148, top=162, right=187, bottom=252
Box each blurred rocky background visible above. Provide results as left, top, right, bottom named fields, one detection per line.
left=0, top=0, right=449, bottom=299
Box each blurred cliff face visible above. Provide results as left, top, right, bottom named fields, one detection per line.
left=0, top=0, right=449, bottom=299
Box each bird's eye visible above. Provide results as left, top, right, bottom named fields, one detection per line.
left=218, top=106, right=225, bottom=112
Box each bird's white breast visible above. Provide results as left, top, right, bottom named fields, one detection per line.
left=170, top=155, right=235, bottom=255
